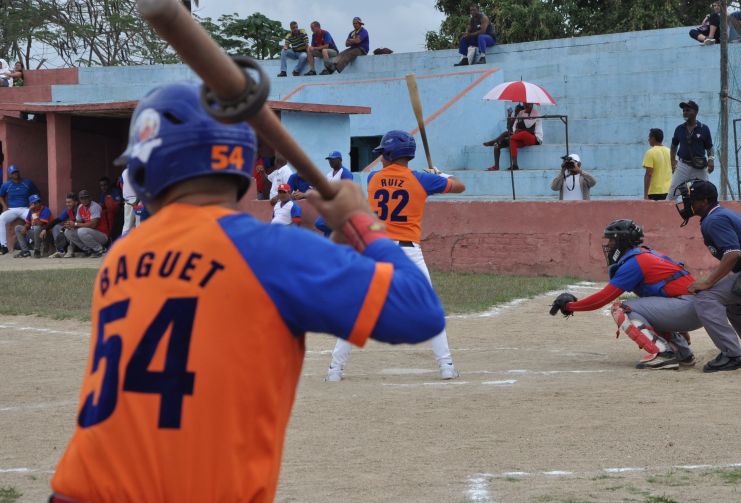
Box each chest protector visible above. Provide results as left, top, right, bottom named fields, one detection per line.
left=608, top=246, right=689, bottom=298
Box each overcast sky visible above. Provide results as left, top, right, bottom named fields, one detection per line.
left=195, top=0, right=446, bottom=54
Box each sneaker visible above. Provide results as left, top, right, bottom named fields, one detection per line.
left=277, top=71, right=287, bottom=77
left=486, top=166, right=499, bottom=171
left=703, top=353, right=741, bottom=373
left=635, top=351, right=678, bottom=370
left=320, top=68, right=333, bottom=75
left=292, top=70, right=301, bottom=76
left=305, top=70, right=316, bottom=76
left=324, top=366, right=343, bottom=382
left=679, top=354, right=696, bottom=367
left=63, top=248, right=74, bottom=258
left=90, top=248, right=107, bottom=258
left=704, top=38, right=716, bottom=45
left=33, top=250, right=41, bottom=259
left=475, top=56, right=487, bottom=64
left=507, top=166, right=520, bottom=171
left=0, top=245, right=8, bottom=255
left=483, top=140, right=498, bottom=147
left=439, top=363, right=459, bottom=380
left=13, top=250, right=31, bottom=258
left=49, top=250, right=64, bottom=258
left=453, top=57, right=469, bottom=67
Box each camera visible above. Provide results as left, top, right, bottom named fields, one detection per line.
left=562, top=158, right=577, bottom=172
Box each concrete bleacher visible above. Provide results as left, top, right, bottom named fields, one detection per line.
left=45, top=26, right=739, bottom=200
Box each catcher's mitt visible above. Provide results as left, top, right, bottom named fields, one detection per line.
left=549, top=292, right=577, bottom=317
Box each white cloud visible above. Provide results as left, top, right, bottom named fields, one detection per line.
left=195, top=0, right=445, bottom=53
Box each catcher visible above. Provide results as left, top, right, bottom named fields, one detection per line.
left=550, top=219, right=701, bottom=369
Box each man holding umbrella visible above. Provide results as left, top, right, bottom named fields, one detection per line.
left=483, top=102, right=542, bottom=171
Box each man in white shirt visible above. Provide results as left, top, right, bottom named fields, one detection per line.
left=270, top=184, right=302, bottom=225
left=120, top=167, right=139, bottom=235
left=550, top=153, right=597, bottom=200
left=484, top=102, right=543, bottom=171
left=0, top=59, right=12, bottom=87
left=267, top=157, right=294, bottom=204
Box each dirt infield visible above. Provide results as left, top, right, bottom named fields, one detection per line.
left=2, top=287, right=741, bottom=502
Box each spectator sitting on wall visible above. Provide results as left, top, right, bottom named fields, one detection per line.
left=668, top=100, right=713, bottom=199
left=550, top=154, right=597, bottom=200
left=454, top=4, right=496, bottom=66
left=13, top=194, right=51, bottom=258
left=729, top=10, right=741, bottom=41
left=690, top=1, right=722, bottom=45
left=99, top=176, right=123, bottom=240
left=0, top=164, right=39, bottom=255
left=63, top=189, right=109, bottom=258
left=271, top=183, right=302, bottom=225
left=277, top=21, right=310, bottom=77
left=307, top=21, right=339, bottom=76
left=483, top=102, right=542, bottom=171
left=0, top=58, right=12, bottom=87
left=643, top=128, right=672, bottom=201
left=287, top=171, right=312, bottom=200
left=267, top=156, right=294, bottom=205
left=49, top=192, right=79, bottom=258
left=325, top=17, right=369, bottom=74
left=9, top=62, right=23, bottom=87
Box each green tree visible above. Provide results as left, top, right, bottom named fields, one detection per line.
left=198, top=12, right=286, bottom=60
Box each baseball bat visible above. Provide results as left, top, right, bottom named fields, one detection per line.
left=135, top=0, right=336, bottom=199
left=405, top=73, right=433, bottom=171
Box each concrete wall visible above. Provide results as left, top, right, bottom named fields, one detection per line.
left=280, top=111, right=350, bottom=169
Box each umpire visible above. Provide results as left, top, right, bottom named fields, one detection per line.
left=676, top=179, right=741, bottom=372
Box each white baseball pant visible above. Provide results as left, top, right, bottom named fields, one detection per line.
left=0, top=207, right=29, bottom=246
left=122, top=202, right=140, bottom=236
left=328, top=242, right=453, bottom=369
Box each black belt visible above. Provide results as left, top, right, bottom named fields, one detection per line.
left=398, top=241, right=415, bottom=248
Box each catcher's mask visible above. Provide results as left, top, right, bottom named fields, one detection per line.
left=674, top=178, right=718, bottom=227
left=602, top=219, right=644, bottom=266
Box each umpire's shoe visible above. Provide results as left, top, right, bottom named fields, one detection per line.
left=702, top=353, right=741, bottom=373
left=635, top=351, right=679, bottom=370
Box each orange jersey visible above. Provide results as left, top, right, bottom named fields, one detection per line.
left=367, top=164, right=451, bottom=243
left=52, top=203, right=397, bottom=502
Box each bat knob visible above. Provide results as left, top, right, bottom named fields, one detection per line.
left=200, top=56, right=270, bottom=124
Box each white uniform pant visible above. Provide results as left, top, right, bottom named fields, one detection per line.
left=329, top=243, right=453, bottom=369
left=0, top=207, right=28, bottom=246
left=122, top=202, right=140, bottom=236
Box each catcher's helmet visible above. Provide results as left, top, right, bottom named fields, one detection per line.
left=674, top=178, right=718, bottom=227
left=117, top=81, right=256, bottom=206
left=603, top=219, right=644, bottom=265
left=372, top=130, right=416, bottom=162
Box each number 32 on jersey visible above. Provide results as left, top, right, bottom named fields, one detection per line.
left=373, top=189, right=409, bottom=222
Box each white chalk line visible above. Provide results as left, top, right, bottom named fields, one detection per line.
left=304, top=347, right=521, bottom=356
left=0, top=323, right=87, bottom=337
left=304, top=368, right=614, bottom=381
left=0, top=467, right=55, bottom=474
left=466, top=474, right=493, bottom=503
left=0, top=400, right=76, bottom=412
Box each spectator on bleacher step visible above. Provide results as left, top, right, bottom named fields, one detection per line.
left=277, top=21, right=310, bottom=77
left=454, top=4, right=496, bottom=66
left=690, top=2, right=722, bottom=45
left=13, top=194, right=51, bottom=258
left=668, top=100, right=713, bottom=199
left=0, top=164, right=39, bottom=255
left=307, top=21, right=339, bottom=76
left=49, top=192, right=79, bottom=258
left=643, top=128, right=672, bottom=201
left=483, top=103, right=542, bottom=171
left=0, top=58, right=12, bottom=87
left=550, top=154, right=597, bottom=201
left=9, top=62, right=23, bottom=87
left=326, top=17, right=369, bottom=74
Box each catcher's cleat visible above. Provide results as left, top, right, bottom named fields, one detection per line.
left=635, top=351, right=679, bottom=370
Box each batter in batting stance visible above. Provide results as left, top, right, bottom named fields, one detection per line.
left=51, top=83, right=447, bottom=502
left=325, top=130, right=466, bottom=381
left=550, top=219, right=699, bottom=369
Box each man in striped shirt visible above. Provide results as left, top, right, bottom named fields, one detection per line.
left=278, top=21, right=309, bottom=77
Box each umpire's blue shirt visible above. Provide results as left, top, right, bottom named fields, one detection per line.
left=0, top=179, right=39, bottom=208
left=672, top=121, right=712, bottom=161
left=701, top=204, right=741, bottom=272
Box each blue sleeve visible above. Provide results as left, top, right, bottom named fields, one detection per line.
left=359, top=29, right=369, bottom=43
left=39, top=207, right=52, bottom=221
left=0, top=182, right=8, bottom=197
left=290, top=203, right=302, bottom=219
left=218, top=214, right=444, bottom=345
left=608, top=258, right=645, bottom=292
left=341, top=168, right=354, bottom=180
left=367, top=170, right=379, bottom=185
left=314, top=216, right=332, bottom=237
left=412, top=171, right=450, bottom=195
left=287, top=173, right=298, bottom=192
left=706, top=216, right=741, bottom=254
left=325, top=32, right=335, bottom=46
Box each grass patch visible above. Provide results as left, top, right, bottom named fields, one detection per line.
left=591, top=474, right=624, bottom=481
left=0, top=487, right=22, bottom=503
left=644, top=496, right=679, bottom=503
left=430, top=271, right=578, bottom=314
left=645, top=471, right=691, bottom=487
left=0, top=269, right=97, bottom=320
left=711, top=467, right=741, bottom=484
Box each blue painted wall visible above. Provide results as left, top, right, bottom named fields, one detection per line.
left=280, top=111, right=350, bottom=172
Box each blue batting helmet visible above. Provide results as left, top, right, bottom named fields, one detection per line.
left=117, top=81, right=257, bottom=206
left=28, top=194, right=41, bottom=204
left=372, top=130, right=416, bottom=162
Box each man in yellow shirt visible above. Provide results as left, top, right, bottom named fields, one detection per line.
left=643, top=128, right=672, bottom=200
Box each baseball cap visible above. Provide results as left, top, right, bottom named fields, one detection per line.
left=8, top=164, right=18, bottom=174
left=561, top=153, right=581, bottom=163
left=679, top=100, right=699, bottom=112
left=28, top=194, right=41, bottom=204
left=352, top=16, right=364, bottom=24
left=277, top=183, right=291, bottom=192
left=688, top=179, right=718, bottom=201
left=325, top=151, right=342, bottom=160
left=78, top=189, right=91, bottom=198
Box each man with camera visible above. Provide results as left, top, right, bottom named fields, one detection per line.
left=550, top=153, right=597, bottom=200
left=668, top=100, right=713, bottom=199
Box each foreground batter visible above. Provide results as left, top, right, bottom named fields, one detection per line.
left=325, top=130, right=466, bottom=381
left=51, top=83, right=447, bottom=502
left=550, top=219, right=699, bottom=369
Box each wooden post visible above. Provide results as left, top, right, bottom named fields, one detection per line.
left=721, top=1, right=730, bottom=199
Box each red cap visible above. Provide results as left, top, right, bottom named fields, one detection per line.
left=277, top=183, right=291, bottom=192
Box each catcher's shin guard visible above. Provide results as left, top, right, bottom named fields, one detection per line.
left=610, top=301, right=669, bottom=354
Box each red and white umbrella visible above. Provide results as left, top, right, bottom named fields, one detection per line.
left=483, top=80, right=556, bottom=106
